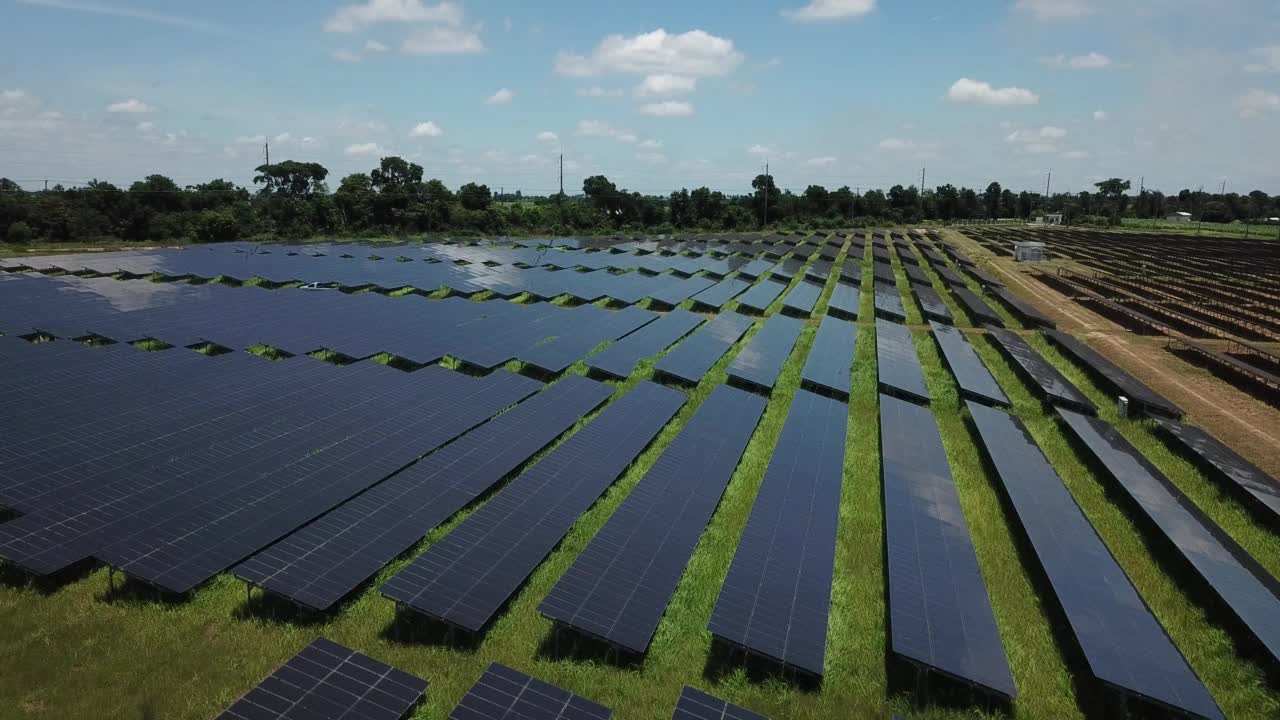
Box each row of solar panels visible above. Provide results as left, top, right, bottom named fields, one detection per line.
left=219, top=637, right=774, bottom=720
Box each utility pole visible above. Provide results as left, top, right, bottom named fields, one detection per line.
left=1045, top=171, right=1052, bottom=200
left=1220, top=179, right=1227, bottom=195
left=920, top=166, right=926, bottom=219
left=264, top=141, right=270, bottom=167
left=557, top=154, right=564, bottom=225
left=1195, top=185, right=1205, bottom=237
left=763, top=161, right=770, bottom=226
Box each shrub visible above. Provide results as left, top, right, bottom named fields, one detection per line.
left=5, top=220, right=35, bottom=244
left=194, top=210, right=241, bottom=243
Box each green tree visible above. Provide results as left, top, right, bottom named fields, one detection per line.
left=458, top=182, right=492, bottom=211
left=5, top=220, right=35, bottom=243
left=370, top=157, right=423, bottom=195
left=253, top=161, right=328, bottom=198
left=983, top=182, right=1003, bottom=219
left=751, top=174, right=780, bottom=224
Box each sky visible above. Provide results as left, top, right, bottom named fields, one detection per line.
left=2, top=0, right=1280, bottom=196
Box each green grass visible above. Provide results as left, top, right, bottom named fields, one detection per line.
left=1, top=231, right=1277, bottom=719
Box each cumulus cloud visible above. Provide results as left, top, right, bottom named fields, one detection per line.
left=576, top=120, right=639, bottom=143
left=106, top=98, right=153, bottom=113
left=1015, top=0, right=1092, bottom=20
left=485, top=88, right=514, bottom=104
left=947, top=78, right=1039, bottom=105
left=1093, top=110, right=1107, bottom=120
left=136, top=121, right=155, bottom=132
left=805, top=156, right=837, bottom=166
left=365, top=39, right=390, bottom=52
left=1244, top=46, right=1280, bottom=73
left=576, top=86, right=625, bottom=98
left=537, top=131, right=559, bottom=144
left=634, top=74, right=697, bottom=97
left=1236, top=89, right=1280, bottom=118
left=274, top=132, right=315, bottom=145
left=1038, top=52, right=1113, bottom=69
left=1006, top=125, right=1067, bottom=153
left=325, top=0, right=463, bottom=32
left=636, top=152, right=668, bottom=164
left=878, top=138, right=915, bottom=150
left=747, top=144, right=774, bottom=156
left=344, top=142, right=384, bottom=157
left=332, top=48, right=362, bottom=63
left=409, top=120, right=444, bottom=137
left=782, top=0, right=876, bottom=22
left=555, top=29, right=744, bottom=78
left=638, top=138, right=664, bottom=149
left=402, top=25, right=483, bottom=54
left=640, top=100, right=694, bottom=116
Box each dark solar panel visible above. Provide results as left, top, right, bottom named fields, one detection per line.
left=1150, top=417, right=1280, bottom=529
left=735, top=259, right=775, bottom=280
left=217, top=638, right=428, bottom=720
left=726, top=314, right=805, bottom=394
left=690, top=277, right=751, bottom=310
left=951, top=287, right=1004, bottom=327
left=839, top=259, right=862, bottom=284
left=586, top=309, right=705, bottom=380
left=987, top=286, right=1055, bottom=328
left=233, top=376, right=614, bottom=611
left=967, top=403, right=1224, bottom=720
left=1057, top=408, right=1280, bottom=672
left=872, top=263, right=897, bottom=285
left=781, top=280, right=822, bottom=317
left=987, top=328, right=1095, bottom=413
left=873, top=284, right=907, bottom=323
left=806, top=260, right=833, bottom=283
left=913, top=286, right=953, bottom=325
left=935, top=266, right=967, bottom=287
left=930, top=322, right=1009, bottom=407
left=825, top=282, right=859, bottom=321
left=538, top=386, right=766, bottom=654
left=707, top=389, right=847, bottom=677
left=801, top=316, right=856, bottom=401
left=735, top=279, right=788, bottom=314
left=876, top=319, right=930, bottom=405
left=381, top=382, right=686, bottom=632
left=1044, top=330, right=1181, bottom=418
left=654, top=312, right=754, bottom=385
left=880, top=394, right=1015, bottom=699
left=771, top=259, right=805, bottom=282
left=449, top=663, right=611, bottom=720
left=671, top=687, right=768, bottom=720
left=903, top=264, right=931, bottom=286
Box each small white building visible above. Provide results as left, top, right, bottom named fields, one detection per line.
left=1166, top=212, right=1192, bottom=222
left=1014, top=241, right=1048, bottom=263
left=1029, top=213, right=1064, bottom=226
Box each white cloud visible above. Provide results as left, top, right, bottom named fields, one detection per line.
left=485, top=88, right=514, bottom=105
left=640, top=100, right=694, bottom=117
left=638, top=138, right=664, bottom=149
left=274, top=132, right=315, bottom=145
left=576, top=120, right=639, bottom=143
left=1236, top=89, right=1280, bottom=118
left=17, top=0, right=226, bottom=35
left=365, top=39, right=390, bottom=52
left=1244, top=46, right=1280, bottom=73
left=1038, top=52, right=1113, bottom=69
left=344, top=142, right=384, bottom=157
left=1006, top=125, right=1067, bottom=153
left=1061, top=150, right=1090, bottom=159
left=332, top=49, right=362, bottom=63
left=106, top=98, right=153, bottom=113
left=1015, top=0, right=1092, bottom=20
left=135, top=121, right=155, bottom=132
left=1093, top=110, right=1107, bottom=120
left=947, top=78, right=1039, bottom=106
left=235, top=134, right=266, bottom=144
left=576, top=86, right=625, bottom=98
left=747, top=144, right=774, bottom=156
left=402, top=25, right=483, bottom=54
left=555, top=29, right=743, bottom=78
left=767, top=57, right=782, bottom=67
left=634, top=74, right=697, bottom=97
left=537, top=131, right=559, bottom=144
left=1, top=89, right=28, bottom=103
left=325, top=0, right=463, bottom=32
left=878, top=138, right=915, bottom=150
left=782, top=0, right=876, bottom=22
left=636, top=152, right=668, bottom=164
left=805, top=156, right=837, bottom=166
left=409, top=120, right=444, bottom=137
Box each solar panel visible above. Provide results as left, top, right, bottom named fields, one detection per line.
left=449, top=663, right=611, bottom=720
left=1044, top=330, right=1182, bottom=418
left=929, top=322, right=1009, bottom=407
left=873, top=284, right=907, bottom=323
left=781, top=280, right=822, bottom=317
left=217, top=638, right=428, bottom=720
left=771, top=259, right=805, bottom=282
left=876, top=319, right=930, bottom=405
left=654, top=312, right=754, bottom=385
left=987, top=286, right=1055, bottom=328
left=903, top=264, right=931, bottom=286
left=1150, top=416, right=1280, bottom=529
left=986, top=328, right=1096, bottom=413
left=726, top=314, right=805, bottom=394
left=670, top=687, right=768, bottom=720
left=690, top=277, right=750, bottom=310
left=805, top=260, right=833, bottom=283
left=951, top=287, right=1004, bottom=327
left=801, top=316, right=856, bottom=401
left=967, top=403, right=1224, bottom=720
left=735, top=279, right=788, bottom=314
left=735, top=259, right=775, bottom=280
left=1057, top=408, right=1280, bottom=672
left=825, top=282, right=859, bottom=321
left=880, top=394, right=1015, bottom=699
left=872, top=263, right=897, bottom=286
left=935, top=266, right=967, bottom=287
left=521, top=306, right=658, bottom=374
left=707, top=389, right=847, bottom=677
left=586, top=309, right=705, bottom=380
left=839, top=259, right=862, bottom=284
left=381, top=381, right=686, bottom=632
left=538, top=385, right=766, bottom=654
left=233, top=376, right=614, bottom=611
left=913, top=286, right=953, bottom=325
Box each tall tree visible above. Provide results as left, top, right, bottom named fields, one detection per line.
left=458, top=182, right=492, bottom=211
left=983, top=182, right=1003, bottom=219
left=751, top=174, right=780, bottom=224
left=253, top=161, right=328, bottom=198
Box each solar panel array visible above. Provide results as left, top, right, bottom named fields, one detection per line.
left=708, top=389, right=848, bottom=677
left=987, top=328, right=1096, bottom=413
left=876, top=319, right=931, bottom=405
left=539, top=386, right=766, bottom=654
left=781, top=280, right=822, bottom=317
left=586, top=309, right=705, bottom=380
left=233, top=375, right=614, bottom=611
left=654, top=312, right=754, bottom=385
left=381, top=382, right=686, bottom=632
left=929, top=322, right=1009, bottom=407
left=967, top=403, right=1224, bottom=720
left=951, top=287, right=1004, bottom=327
left=735, top=279, right=789, bottom=314
left=1150, top=416, right=1280, bottom=528
left=873, top=284, right=908, bottom=323
left=217, top=638, right=429, bottom=720
left=801, top=316, right=857, bottom=401
left=1044, top=329, right=1182, bottom=418
left=825, top=281, right=859, bottom=321
left=1056, top=408, right=1280, bottom=670
left=671, top=687, right=768, bottom=720
left=726, top=314, right=805, bottom=394
left=449, top=663, right=611, bottom=720
left=880, top=394, right=1015, bottom=699
left=690, top=277, right=751, bottom=311
left=913, top=286, right=953, bottom=325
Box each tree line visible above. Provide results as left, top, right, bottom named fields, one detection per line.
left=2, top=157, right=1278, bottom=245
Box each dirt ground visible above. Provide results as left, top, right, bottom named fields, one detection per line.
left=945, top=229, right=1280, bottom=479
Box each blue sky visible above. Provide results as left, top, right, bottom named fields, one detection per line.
left=2, top=0, right=1279, bottom=195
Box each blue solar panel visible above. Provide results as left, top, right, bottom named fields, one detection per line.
left=1150, top=417, right=1280, bottom=529
left=671, top=687, right=768, bottom=720
left=930, top=322, right=1008, bottom=407
left=987, top=328, right=1095, bottom=414
left=1045, top=330, right=1181, bottom=418
left=801, top=316, right=856, bottom=401
left=873, top=284, right=907, bottom=323
left=876, top=319, right=930, bottom=405
left=825, top=282, right=859, bottom=321
left=781, top=280, right=822, bottom=317
left=726, top=314, right=804, bottom=394
left=586, top=309, right=705, bottom=380
left=654, top=312, right=754, bottom=385
left=449, top=663, right=611, bottom=720
left=735, top=279, right=788, bottom=315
